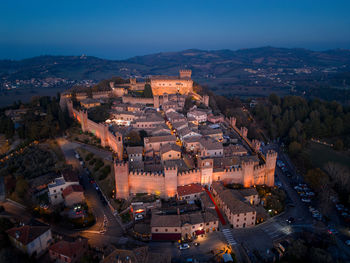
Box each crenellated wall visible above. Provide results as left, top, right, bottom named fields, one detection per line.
left=129, top=171, right=165, bottom=196
left=122, top=96, right=154, bottom=105
left=114, top=150, right=276, bottom=199
left=67, top=101, right=123, bottom=160
left=178, top=169, right=201, bottom=186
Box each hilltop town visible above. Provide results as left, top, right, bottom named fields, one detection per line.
left=1, top=68, right=349, bottom=263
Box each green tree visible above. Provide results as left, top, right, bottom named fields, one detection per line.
left=288, top=127, right=298, bottom=141
left=14, top=177, right=29, bottom=199
left=334, top=139, right=344, bottom=151
left=269, top=93, right=281, bottom=106
left=126, top=131, right=141, bottom=146
left=288, top=141, right=302, bottom=156
left=143, top=84, right=153, bottom=98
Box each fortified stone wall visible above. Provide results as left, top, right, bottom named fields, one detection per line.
left=122, top=96, right=154, bottom=105
left=177, top=169, right=201, bottom=186
left=128, top=171, right=165, bottom=196
left=212, top=167, right=243, bottom=184
left=67, top=101, right=123, bottom=160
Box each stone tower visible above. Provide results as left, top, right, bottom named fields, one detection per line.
left=252, top=139, right=261, bottom=153
left=130, top=77, right=137, bottom=85
left=229, top=117, right=236, bottom=127
left=66, top=100, right=74, bottom=118
left=164, top=164, right=178, bottom=198
left=240, top=127, right=248, bottom=138
left=153, top=95, right=160, bottom=109
left=199, top=158, right=213, bottom=187
left=202, top=95, right=209, bottom=107
left=265, top=150, right=277, bottom=187
left=114, top=131, right=124, bottom=160
left=79, top=110, right=88, bottom=132
left=179, top=69, right=192, bottom=79
left=242, top=161, right=255, bottom=188
left=114, top=161, right=129, bottom=199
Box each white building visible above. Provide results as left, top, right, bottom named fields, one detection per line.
left=48, top=171, right=80, bottom=205
left=187, top=109, right=207, bottom=123
left=7, top=224, right=52, bottom=257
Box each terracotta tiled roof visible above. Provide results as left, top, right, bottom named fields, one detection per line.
left=160, top=144, right=181, bottom=155
left=49, top=238, right=88, bottom=259
left=144, top=135, right=176, bottom=144
left=62, top=185, right=83, bottom=198
left=6, top=225, right=50, bottom=245
left=212, top=181, right=255, bottom=215
left=151, top=211, right=217, bottom=228
left=127, top=146, right=143, bottom=155
left=177, top=184, right=204, bottom=197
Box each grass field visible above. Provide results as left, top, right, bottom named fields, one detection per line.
left=304, top=141, right=350, bottom=169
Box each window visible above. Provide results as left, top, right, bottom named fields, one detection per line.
left=244, top=218, right=246, bottom=221
left=237, top=219, right=239, bottom=222
left=206, top=223, right=209, bottom=226
left=165, top=229, right=168, bottom=232
left=192, top=226, right=195, bottom=229
left=244, top=213, right=246, bottom=216
left=155, top=229, right=158, bottom=232
left=169, top=154, right=171, bottom=158
left=175, top=228, right=177, bottom=232
left=54, top=190, right=56, bottom=193
left=200, top=224, right=203, bottom=227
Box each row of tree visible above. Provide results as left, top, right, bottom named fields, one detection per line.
left=17, top=96, right=71, bottom=141
left=253, top=94, right=350, bottom=152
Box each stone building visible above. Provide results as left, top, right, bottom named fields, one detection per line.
left=114, top=150, right=277, bottom=199
left=151, top=211, right=218, bottom=241
left=150, top=70, right=193, bottom=96
left=211, top=181, right=256, bottom=228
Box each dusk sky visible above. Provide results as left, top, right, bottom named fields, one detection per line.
left=1, top=0, right=350, bottom=60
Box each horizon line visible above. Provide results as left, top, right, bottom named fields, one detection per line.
left=1, top=45, right=350, bottom=61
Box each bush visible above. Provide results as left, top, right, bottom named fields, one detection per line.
left=85, top=153, right=94, bottom=161
left=89, top=158, right=96, bottom=165
left=93, top=159, right=104, bottom=172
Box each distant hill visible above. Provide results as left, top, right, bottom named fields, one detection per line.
left=1, top=47, right=350, bottom=103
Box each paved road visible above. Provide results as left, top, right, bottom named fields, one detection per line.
left=57, top=138, right=113, bottom=163
left=263, top=142, right=350, bottom=261
left=148, top=231, right=227, bottom=262
left=57, top=137, right=124, bottom=247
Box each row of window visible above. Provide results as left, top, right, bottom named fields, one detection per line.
left=154, top=222, right=211, bottom=232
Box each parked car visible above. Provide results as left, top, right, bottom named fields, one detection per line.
left=345, top=240, right=350, bottom=246
left=193, top=242, right=200, bottom=247
left=135, top=214, right=144, bottom=221
left=179, top=243, right=190, bottom=250
left=286, top=217, right=295, bottom=224
left=328, top=228, right=338, bottom=235
left=301, top=198, right=311, bottom=203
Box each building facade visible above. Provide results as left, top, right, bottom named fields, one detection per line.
left=114, top=150, right=277, bottom=199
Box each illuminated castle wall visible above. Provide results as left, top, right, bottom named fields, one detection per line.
left=114, top=151, right=277, bottom=199
left=150, top=70, right=193, bottom=96
left=67, top=101, right=123, bottom=160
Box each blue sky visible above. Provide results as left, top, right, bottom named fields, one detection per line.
left=1, top=0, right=350, bottom=59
